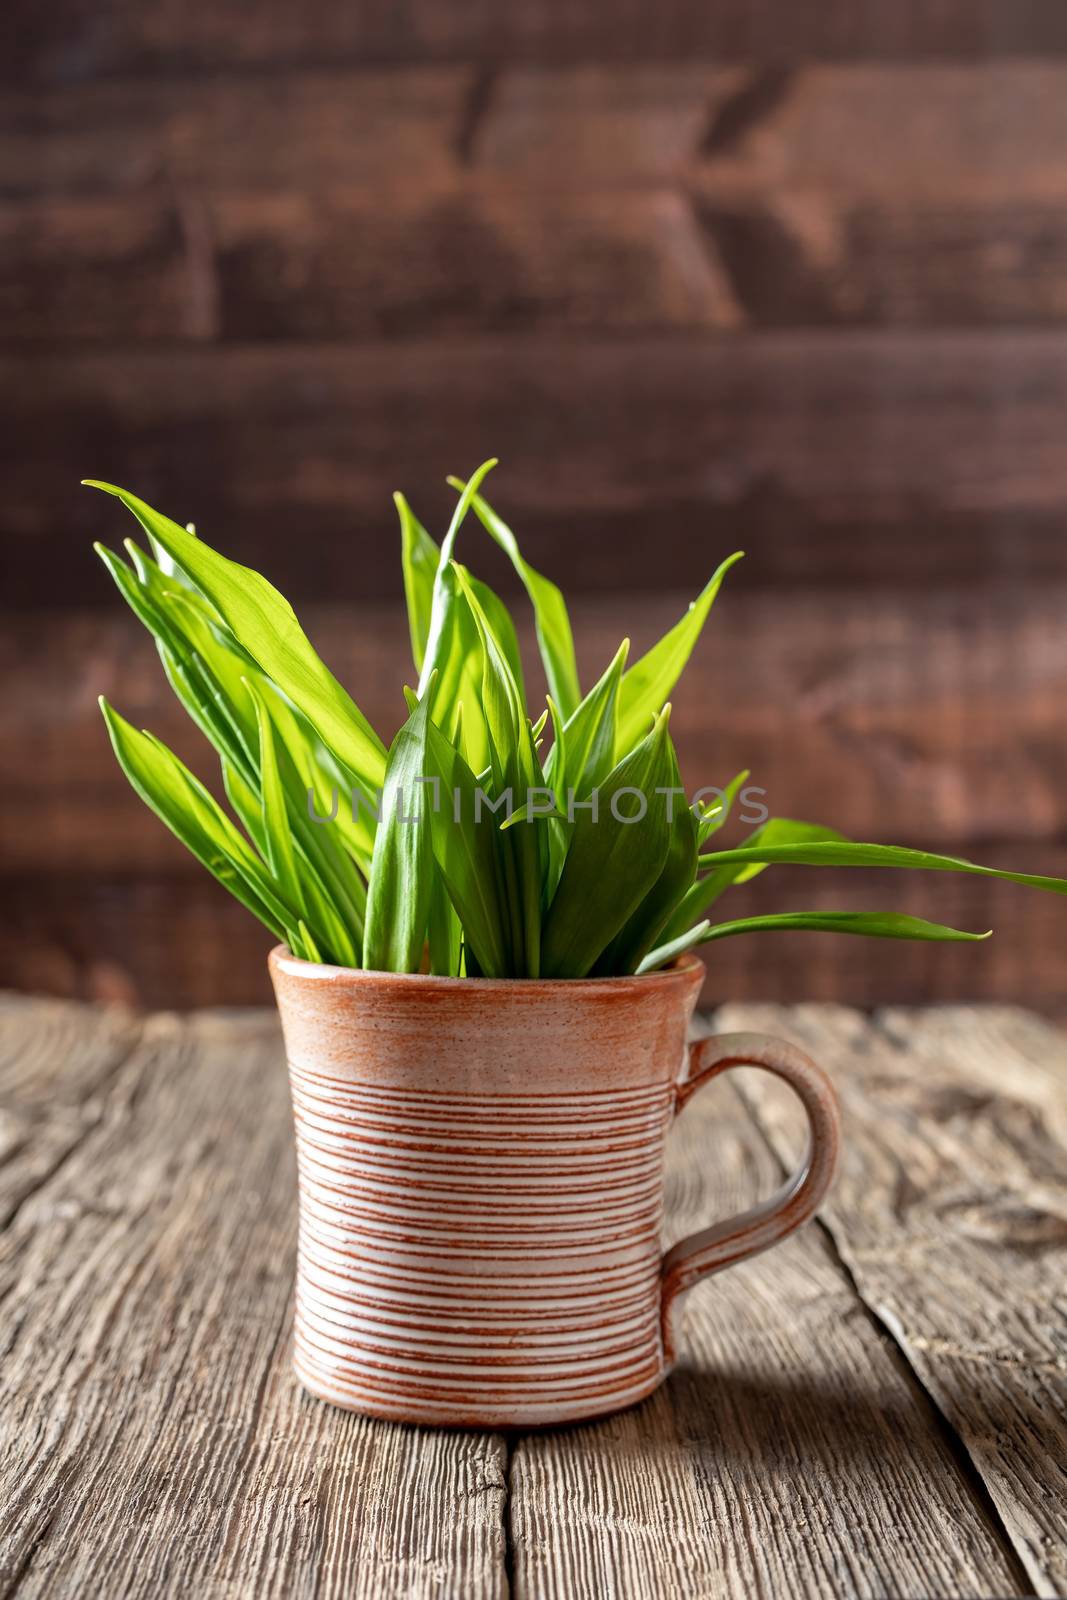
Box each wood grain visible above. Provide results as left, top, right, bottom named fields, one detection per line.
left=718, top=1001, right=1067, bottom=1598
left=508, top=1020, right=1026, bottom=1599
left=11, top=1, right=1067, bottom=83
left=0, top=994, right=507, bottom=1599
left=0, top=198, right=199, bottom=341
left=11, top=181, right=1067, bottom=340
left=0, top=71, right=470, bottom=198
left=209, top=187, right=739, bottom=340
left=7, top=335, right=1067, bottom=605
left=10, top=64, right=1067, bottom=333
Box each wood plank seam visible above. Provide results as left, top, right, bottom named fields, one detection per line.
left=690, top=1015, right=1036, bottom=1595
left=782, top=1144, right=1035, bottom=1599
left=719, top=1001, right=1067, bottom=1598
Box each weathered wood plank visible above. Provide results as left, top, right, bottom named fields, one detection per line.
left=509, top=1033, right=1025, bottom=1599
left=694, top=65, right=1067, bottom=208
left=0, top=67, right=728, bottom=195
left=696, top=200, right=1067, bottom=327
left=0, top=70, right=469, bottom=198
left=10, top=63, right=1067, bottom=202
left=11, top=0, right=1067, bottom=83
left=689, top=64, right=1067, bottom=326
left=10, top=65, right=1067, bottom=334
left=477, top=63, right=1067, bottom=189
left=0, top=198, right=201, bottom=341
left=0, top=998, right=506, bottom=1598
left=0, top=992, right=141, bottom=1227
left=718, top=1002, right=1067, bottom=1598
left=210, top=187, right=738, bottom=340
left=7, top=335, right=1067, bottom=605
left=11, top=181, right=1067, bottom=340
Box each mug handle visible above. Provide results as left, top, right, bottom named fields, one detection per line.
left=661, top=1030, right=841, bottom=1366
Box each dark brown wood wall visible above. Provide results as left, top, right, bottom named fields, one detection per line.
left=4, top=4, right=1067, bottom=1010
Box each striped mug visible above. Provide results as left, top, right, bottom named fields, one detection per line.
left=270, top=947, right=840, bottom=1429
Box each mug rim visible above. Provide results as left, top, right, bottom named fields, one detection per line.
left=269, top=944, right=706, bottom=998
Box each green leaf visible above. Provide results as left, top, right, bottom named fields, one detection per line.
left=396, top=492, right=438, bottom=673
left=423, top=719, right=510, bottom=978
left=547, top=638, right=628, bottom=801
left=85, top=481, right=388, bottom=791
left=460, top=566, right=527, bottom=709
left=593, top=728, right=698, bottom=975
left=221, top=757, right=268, bottom=855
left=636, top=921, right=711, bottom=975
left=292, top=919, right=324, bottom=964
left=448, top=480, right=581, bottom=718
left=417, top=459, right=499, bottom=699
left=395, top=500, right=529, bottom=700
left=245, top=678, right=302, bottom=912
left=664, top=817, right=845, bottom=944
left=543, top=694, right=570, bottom=900
left=696, top=769, right=750, bottom=844
left=696, top=839, right=1067, bottom=897
left=452, top=564, right=544, bottom=975
left=616, top=551, right=743, bottom=754
left=692, top=911, right=991, bottom=945
left=99, top=698, right=292, bottom=940
left=362, top=688, right=435, bottom=974
left=427, top=872, right=462, bottom=976
left=540, top=708, right=674, bottom=978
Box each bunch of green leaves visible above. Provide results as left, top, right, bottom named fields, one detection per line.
left=90, top=463, right=1067, bottom=977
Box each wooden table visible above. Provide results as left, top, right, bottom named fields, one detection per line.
left=1, top=994, right=1064, bottom=1599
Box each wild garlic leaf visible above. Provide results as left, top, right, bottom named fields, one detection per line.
left=616, top=551, right=743, bottom=754
left=396, top=492, right=438, bottom=673
left=85, top=481, right=388, bottom=791
left=423, top=719, right=510, bottom=978
left=636, top=921, right=711, bottom=974
left=637, top=909, right=989, bottom=971
left=543, top=694, right=570, bottom=900
left=697, top=769, right=750, bottom=843
left=453, top=564, right=544, bottom=975
left=547, top=638, right=628, bottom=801
left=428, top=872, right=463, bottom=977
left=246, top=678, right=303, bottom=914
left=448, top=480, right=581, bottom=719
left=593, top=728, right=698, bottom=975
left=419, top=558, right=491, bottom=774
left=693, top=911, right=991, bottom=945
left=396, top=502, right=527, bottom=699
left=697, top=839, right=1067, bottom=897
left=363, top=688, right=435, bottom=974
left=540, top=709, right=674, bottom=978
left=459, top=565, right=527, bottom=709
left=663, top=817, right=845, bottom=944
left=222, top=758, right=267, bottom=856
left=100, top=698, right=292, bottom=940
left=417, top=459, right=498, bottom=698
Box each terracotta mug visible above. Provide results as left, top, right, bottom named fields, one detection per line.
left=270, top=947, right=840, bottom=1429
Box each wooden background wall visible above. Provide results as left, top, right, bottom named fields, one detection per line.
left=4, top=4, right=1067, bottom=1011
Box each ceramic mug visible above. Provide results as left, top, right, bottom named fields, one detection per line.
left=270, top=947, right=840, bottom=1429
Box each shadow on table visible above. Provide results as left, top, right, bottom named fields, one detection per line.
left=551, top=1361, right=937, bottom=1473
